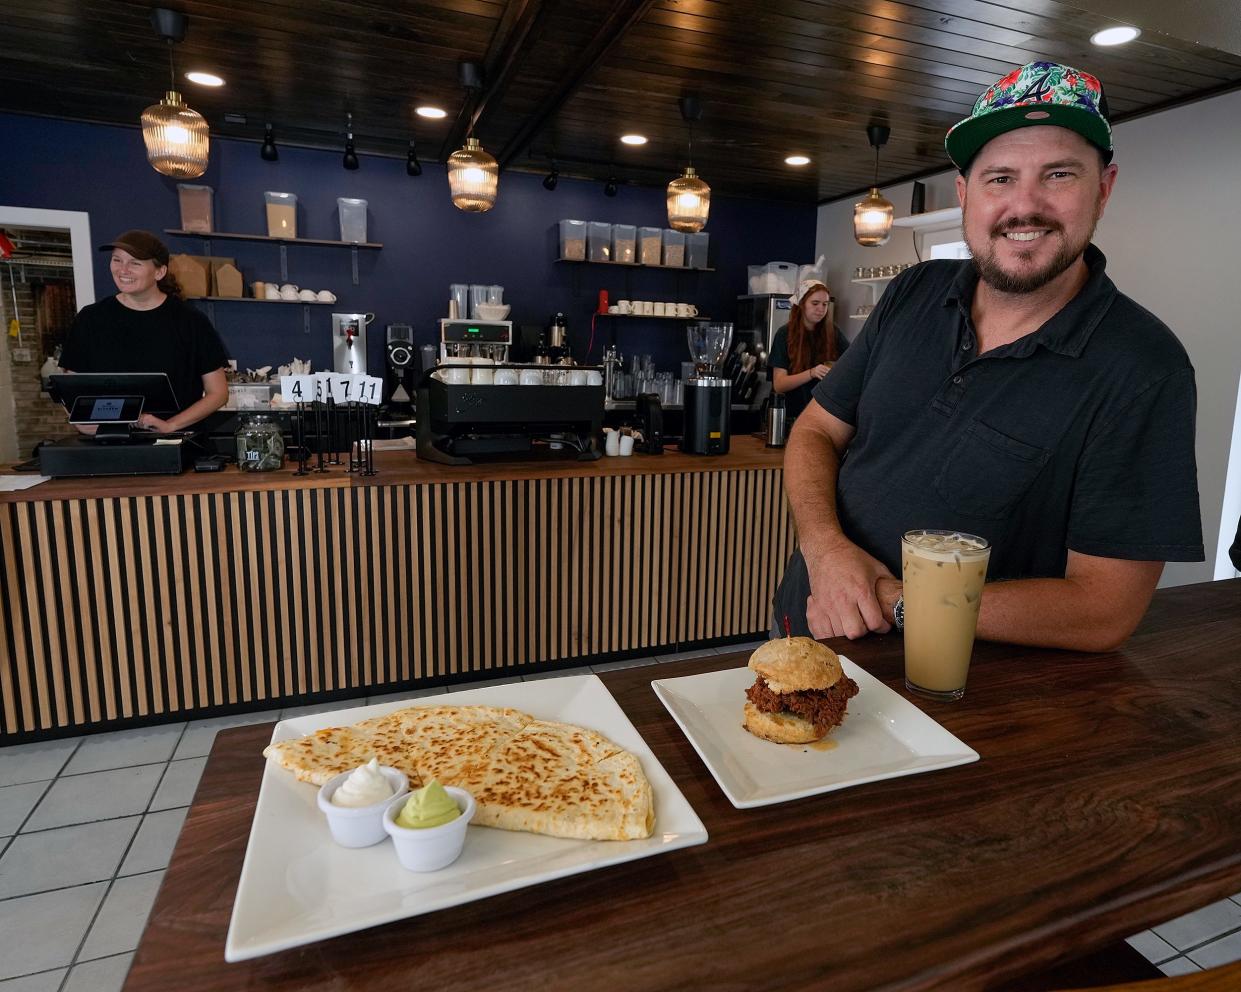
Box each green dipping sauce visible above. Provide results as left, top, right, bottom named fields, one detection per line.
left=394, top=780, right=461, bottom=829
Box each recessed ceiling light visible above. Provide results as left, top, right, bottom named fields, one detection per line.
left=785, top=155, right=811, bottom=166
left=185, top=71, right=224, bottom=87
left=416, top=106, right=447, bottom=119
left=1091, top=25, right=1140, bottom=46
left=620, top=134, right=648, bottom=145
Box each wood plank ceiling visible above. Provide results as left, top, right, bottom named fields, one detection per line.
left=1, top=0, right=1239, bottom=203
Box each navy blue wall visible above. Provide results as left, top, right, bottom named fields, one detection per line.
left=0, top=112, right=815, bottom=374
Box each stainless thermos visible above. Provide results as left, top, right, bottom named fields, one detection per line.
left=765, top=393, right=788, bottom=447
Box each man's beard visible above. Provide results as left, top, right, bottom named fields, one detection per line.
left=964, top=204, right=1099, bottom=294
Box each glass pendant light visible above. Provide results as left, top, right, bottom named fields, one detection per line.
left=142, top=9, right=209, bottom=179
left=447, top=137, right=498, bottom=212
left=667, top=95, right=710, bottom=233
left=854, top=124, right=894, bottom=247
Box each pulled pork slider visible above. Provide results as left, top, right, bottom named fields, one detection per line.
left=743, top=637, right=859, bottom=744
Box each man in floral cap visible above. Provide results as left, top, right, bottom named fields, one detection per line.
left=773, top=61, right=1203, bottom=653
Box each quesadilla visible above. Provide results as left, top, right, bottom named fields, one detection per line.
left=262, top=704, right=654, bottom=842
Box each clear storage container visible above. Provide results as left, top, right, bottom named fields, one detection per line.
left=611, top=224, right=636, bottom=264
left=177, top=183, right=214, bottom=233
left=337, top=197, right=368, bottom=243
left=559, top=219, right=587, bottom=260
left=639, top=227, right=662, bottom=265
left=234, top=413, right=285, bottom=471
left=264, top=191, right=298, bottom=239
left=747, top=261, right=798, bottom=295
left=588, top=222, right=612, bottom=262
left=662, top=229, right=686, bottom=267
left=687, top=232, right=710, bottom=269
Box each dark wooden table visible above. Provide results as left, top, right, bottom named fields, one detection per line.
left=125, top=579, right=1241, bottom=992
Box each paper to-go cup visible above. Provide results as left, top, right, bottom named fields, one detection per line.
left=316, top=766, right=409, bottom=848
left=383, top=787, right=475, bottom=871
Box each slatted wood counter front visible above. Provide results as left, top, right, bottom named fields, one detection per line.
left=0, top=438, right=794, bottom=740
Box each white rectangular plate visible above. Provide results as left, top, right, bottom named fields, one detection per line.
left=226, top=675, right=708, bottom=962
left=652, top=658, right=979, bottom=809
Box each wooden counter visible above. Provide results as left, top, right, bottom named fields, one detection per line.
left=0, top=438, right=794, bottom=740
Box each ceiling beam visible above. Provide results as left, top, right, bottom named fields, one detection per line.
left=496, top=0, right=658, bottom=170
left=437, top=0, right=550, bottom=163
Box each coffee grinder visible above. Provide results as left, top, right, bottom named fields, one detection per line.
left=332, top=312, right=374, bottom=375
left=547, top=312, right=571, bottom=364
left=382, top=323, right=415, bottom=413
left=682, top=322, right=733, bottom=455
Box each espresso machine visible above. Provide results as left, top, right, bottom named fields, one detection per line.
left=332, top=312, right=374, bottom=375
left=382, top=323, right=415, bottom=413
left=683, top=322, right=733, bottom=455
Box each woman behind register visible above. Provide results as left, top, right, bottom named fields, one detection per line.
left=769, top=280, right=847, bottom=423
left=59, top=230, right=229, bottom=433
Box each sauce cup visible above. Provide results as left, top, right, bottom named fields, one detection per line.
left=316, top=766, right=409, bottom=848
left=383, top=786, right=475, bottom=871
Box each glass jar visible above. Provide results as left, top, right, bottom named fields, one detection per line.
left=234, top=414, right=286, bottom=472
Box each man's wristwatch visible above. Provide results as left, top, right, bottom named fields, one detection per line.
left=893, top=594, right=904, bottom=631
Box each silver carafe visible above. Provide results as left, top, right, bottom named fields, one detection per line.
left=765, top=393, right=788, bottom=447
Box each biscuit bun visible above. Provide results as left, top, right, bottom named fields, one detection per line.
left=742, top=702, right=822, bottom=744
left=748, top=637, right=843, bottom=693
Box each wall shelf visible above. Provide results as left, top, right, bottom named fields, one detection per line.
left=891, top=207, right=962, bottom=234
left=599, top=313, right=709, bottom=321
left=185, top=296, right=333, bottom=305
left=557, top=258, right=713, bottom=272
left=165, top=229, right=382, bottom=249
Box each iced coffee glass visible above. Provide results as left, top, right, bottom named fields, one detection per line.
left=901, top=530, right=991, bottom=701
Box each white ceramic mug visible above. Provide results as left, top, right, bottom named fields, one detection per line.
left=607, top=306, right=621, bottom=315
left=472, top=366, right=495, bottom=385
left=585, top=370, right=603, bottom=386
left=519, top=369, right=543, bottom=386
left=443, top=366, right=470, bottom=385
left=567, top=370, right=588, bottom=386
left=280, top=283, right=299, bottom=301
left=637, top=301, right=653, bottom=315
left=494, top=369, right=519, bottom=386
left=687, top=304, right=698, bottom=316
left=675, top=303, right=690, bottom=317
left=617, top=300, right=632, bottom=314
left=653, top=302, right=667, bottom=317
left=619, top=434, right=635, bottom=456
left=265, top=285, right=281, bottom=300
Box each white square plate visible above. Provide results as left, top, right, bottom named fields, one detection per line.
left=225, top=675, right=708, bottom=961
left=652, top=658, right=979, bottom=809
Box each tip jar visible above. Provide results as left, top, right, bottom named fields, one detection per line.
left=234, top=414, right=286, bottom=472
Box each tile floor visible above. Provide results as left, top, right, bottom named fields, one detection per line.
left=1, top=643, right=1238, bottom=989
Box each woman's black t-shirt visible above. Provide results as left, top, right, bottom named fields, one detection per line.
left=769, top=324, right=849, bottom=422
left=60, top=296, right=229, bottom=412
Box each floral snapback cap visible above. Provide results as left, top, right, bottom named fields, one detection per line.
left=945, top=61, right=1113, bottom=170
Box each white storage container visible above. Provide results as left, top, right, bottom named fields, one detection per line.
left=612, top=224, right=636, bottom=264
left=687, top=232, right=710, bottom=269
left=662, top=229, right=686, bottom=267
left=559, top=219, right=587, bottom=260
left=639, top=227, right=662, bottom=265
left=337, top=197, right=368, bottom=243
left=588, top=222, right=612, bottom=262
left=177, top=184, right=214, bottom=233
left=747, top=261, right=798, bottom=295
left=264, top=191, right=298, bottom=239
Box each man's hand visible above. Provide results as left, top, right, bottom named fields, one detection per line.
left=804, top=536, right=894, bottom=639
left=874, top=576, right=903, bottom=627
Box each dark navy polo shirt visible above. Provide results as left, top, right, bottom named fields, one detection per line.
left=773, top=245, right=1203, bottom=635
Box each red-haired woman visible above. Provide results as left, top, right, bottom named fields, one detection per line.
left=769, top=281, right=847, bottom=422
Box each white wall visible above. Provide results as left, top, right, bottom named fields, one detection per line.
left=815, top=88, right=1241, bottom=587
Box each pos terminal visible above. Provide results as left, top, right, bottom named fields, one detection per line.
left=41, top=373, right=190, bottom=477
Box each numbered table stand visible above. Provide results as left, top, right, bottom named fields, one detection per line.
left=279, top=373, right=384, bottom=475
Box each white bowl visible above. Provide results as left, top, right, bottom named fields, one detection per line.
left=474, top=304, right=510, bottom=321
left=316, top=766, right=409, bottom=848
left=383, top=787, right=475, bottom=871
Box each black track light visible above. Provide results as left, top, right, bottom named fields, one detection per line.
left=604, top=176, right=618, bottom=197
left=542, top=168, right=558, bottom=191
left=342, top=112, right=359, bottom=170
left=406, top=139, right=422, bottom=177
left=260, top=123, right=278, bottom=162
